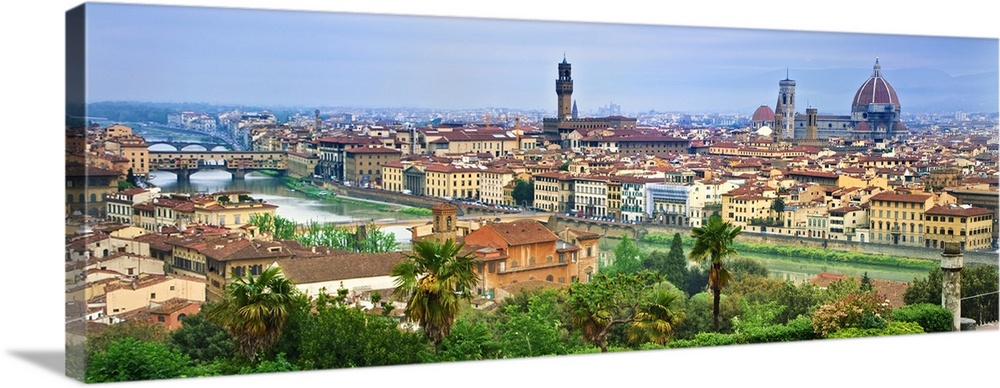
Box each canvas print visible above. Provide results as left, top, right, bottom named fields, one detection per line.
left=65, top=2, right=1000, bottom=384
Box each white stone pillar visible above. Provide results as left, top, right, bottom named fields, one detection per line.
left=940, top=241, right=963, bottom=331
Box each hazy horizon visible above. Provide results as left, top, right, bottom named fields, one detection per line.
left=84, top=3, right=999, bottom=115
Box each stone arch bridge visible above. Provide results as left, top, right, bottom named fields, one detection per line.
left=146, top=140, right=232, bottom=151
left=149, top=150, right=287, bottom=180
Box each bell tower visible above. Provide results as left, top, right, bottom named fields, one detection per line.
left=556, top=55, right=574, bottom=120
left=774, top=70, right=796, bottom=141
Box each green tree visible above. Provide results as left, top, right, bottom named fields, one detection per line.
left=249, top=213, right=297, bottom=240
left=511, top=179, right=534, bottom=207
left=689, top=213, right=742, bottom=332
left=85, top=337, right=193, bottom=383
left=567, top=271, right=663, bottom=352
left=436, top=318, right=502, bottom=362
left=903, top=265, right=999, bottom=325
left=496, top=292, right=571, bottom=358
left=860, top=271, right=874, bottom=292
left=770, top=196, right=786, bottom=224
left=204, top=266, right=299, bottom=362
left=297, top=305, right=430, bottom=369
left=296, top=221, right=399, bottom=253
left=558, top=161, right=570, bottom=171
left=726, top=257, right=770, bottom=281
left=608, top=234, right=644, bottom=275
left=168, top=313, right=236, bottom=364
left=391, top=238, right=479, bottom=352
left=643, top=233, right=690, bottom=292
left=86, top=319, right=168, bottom=358
left=674, top=291, right=743, bottom=339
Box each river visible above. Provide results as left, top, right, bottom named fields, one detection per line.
left=147, top=167, right=424, bottom=247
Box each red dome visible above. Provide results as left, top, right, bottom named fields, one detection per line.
left=752, top=105, right=775, bottom=122
left=852, top=121, right=872, bottom=132
left=852, top=59, right=899, bottom=109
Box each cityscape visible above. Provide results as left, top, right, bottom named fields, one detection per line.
left=57, top=2, right=999, bottom=386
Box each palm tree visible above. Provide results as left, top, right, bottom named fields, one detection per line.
left=627, top=282, right=687, bottom=345
left=391, top=238, right=479, bottom=352
left=204, top=265, right=298, bottom=362
left=689, top=213, right=742, bottom=332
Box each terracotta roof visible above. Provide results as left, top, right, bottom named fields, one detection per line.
left=480, top=219, right=557, bottom=246
left=870, top=192, right=933, bottom=203
left=346, top=146, right=402, bottom=154
left=148, top=298, right=203, bottom=315
left=277, top=252, right=407, bottom=285
left=925, top=204, right=993, bottom=217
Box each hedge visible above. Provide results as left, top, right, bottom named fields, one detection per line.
left=892, top=303, right=954, bottom=333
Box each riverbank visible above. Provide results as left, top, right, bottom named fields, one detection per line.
left=259, top=173, right=432, bottom=217
left=598, top=233, right=937, bottom=283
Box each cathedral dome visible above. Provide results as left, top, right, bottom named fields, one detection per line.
left=752, top=105, right=775, bottom=122
left=852, top=58, right=900, bottom=110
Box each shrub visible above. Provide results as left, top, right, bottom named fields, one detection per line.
left=811, top=291, right=893, bottom=337
left=826, top=321, right=925, bottom=339
left=667, top=332, right=742, bottom=348
left=892, top=303, right=954, bottom=333
left=739, top=316, right=818, bottom=343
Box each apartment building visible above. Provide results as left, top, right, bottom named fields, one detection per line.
left=867, top=192, right=934, bottom=247
left=923, top=204, right=994, bottom=251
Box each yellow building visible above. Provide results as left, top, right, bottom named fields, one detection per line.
left=286, top=151, right=319, bottom=179
left=203, top=239, right=297, bottom=302
left=100, top=274, right=206, bottom=317
left=867, top=192, right=934, bottom=247
left=533, top=171, right=573, bottom=213
left=607, top=180, right=622, bottom=221
left=190, top=191, right=278, bottom=229
left=721, top=188, right=775, bottom=228
left=423, top=163, right=482, bottom=199
left=344, top=145, right=402, bottom=188
left=923, top=204, right=994, bottom=251
left=381, top=160, right=406, bottom=193
left=66, top=163, right=121, bottom=218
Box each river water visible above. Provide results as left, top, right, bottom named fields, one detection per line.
left=147, top=168, right=422, bottom=246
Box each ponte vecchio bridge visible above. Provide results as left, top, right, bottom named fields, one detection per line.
left=149, top=150, right=287, bottom=180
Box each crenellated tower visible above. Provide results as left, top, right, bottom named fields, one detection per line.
left=556, top=55, right=574, bottom=120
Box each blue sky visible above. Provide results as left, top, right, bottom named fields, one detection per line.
left=84, top=2, right=998, bottom=114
